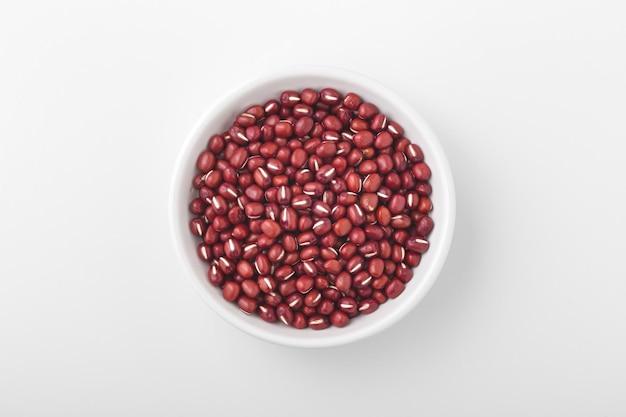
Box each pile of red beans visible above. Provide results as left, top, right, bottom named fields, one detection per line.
left=189, top=88, right=433, bottom=330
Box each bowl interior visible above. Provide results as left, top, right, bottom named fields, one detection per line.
left=170, top=66, right=455, bottom=348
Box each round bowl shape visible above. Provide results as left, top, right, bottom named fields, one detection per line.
left=170, top=66, right=455, bottom=348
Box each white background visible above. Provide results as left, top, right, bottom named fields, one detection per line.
left=1, top=1, right=625, bottom=415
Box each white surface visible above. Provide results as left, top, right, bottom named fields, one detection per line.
left=170, top=66, right=456, bottom=348
left=1, top=0, right=625, bottom=415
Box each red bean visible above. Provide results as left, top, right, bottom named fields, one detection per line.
left=207, top=264, right=224, bottom=286
left=388, top=194, right=407, bottom=215
left=337, top=297, right=358, bottom=314
left=295, top=276, right=314, bottom=294
left=387, top=121, right=404, bottom=138
left=389, top=213, right=412, bottom=229
left=238, top=295, right=258, bottom=314
left=222, top=281, right=240, bottom=302
left=315, top=299, right=333, bottom=316
left=396, top=263, right=413, bottom=283
left=346, top=172, right=362, bottom=193
left=358, top=298, right=379, bottom=314
left=418, top=196, right=433, bottom=213
left=385, top=279, right=405, bottom=299
left=406, top=236, right=430, bottom=253
left=197, top=242, right=212, bottom=261
left=308, top=315, right=330, bottom=330
left=370, top=114, right=388, bottom=132
left=330, top=310, right=349, bottom=327
left=323, top=259, right=342, bottom=275
left=257, top=305, right=277, bottom=322
left=320, top=88, right=341, bottom=105
left=357, top=103, right=378, bottom=119
left=291, top=194, right=312, bottom=210
left=412, top=162, right=431, bottom=180
left=348, top=227, right=366, bottom=245
left=353, top=131, right=374, bottom=149
left=279, top=207, right=298, bottom=231
left=368, top=258, right=385, bottom=277
left=197, top=151, right=216, bottom=172
left=294, top=116, right=314, bottom=137
left=276, top=303, right=294, bottom=325
left=207, top=135, right=225, bottom=153
left=297, top=231, right=317, bottom=247
left=275, top=265, right=295, bottom=282
left=315, top=164, right=337, bottom=184
left=279, top=279, right=297, bottom=296
left=312, top=218, right=332, bottom=236
left=298, top=215, right=313, bottom=232
left=280, top=90, right=300, bottom=107
left=333, top=218, right=352, bottom=236
left=374, top=131, right=393, bottom=149
left=416, top=215, right=434, bottom=236
left=311, top=201, right=331, bottom=217
left=257, top=275, right=277, bottom=293
left=359, top=193, right=379, bottom=212
left=304, top=289, right=322, bottom=307
left=358, top=160, right=378, bottom=175
left=322, top=115, right=343, bottom=131
left=189, top=218, right=206, bottom=237
left=346, top=255, right=365, bottom=274
left=236, top=260, right=255, bottom=279
left=362, top=173, right=382, bottom=193
left=347, top=204, right=366, bottom=226
left=359, top=241, right=379, bottom=258
left=188, top=88, right=434, bottom=329
left=342, top=92, right=362, bottom=110
left=224, top=238, right=242, bottom=260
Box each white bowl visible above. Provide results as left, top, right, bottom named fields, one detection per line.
left=169, top=66, right=455, bottom=348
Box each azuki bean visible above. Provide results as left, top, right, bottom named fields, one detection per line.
left=296, top=276, right=315, bottom=294
left=358, top=298, right=379, bottom=314
left=357, top=103, right=378, bottom=119
left=308, top=315, right=330, bottom=330
left=207, top=263, right=224, bottom=286
left=359, top=193, right=379, bottom=212
left=412, top=162, right=431, bottom=180
left=385, top=279, right=405, bottom=299
left=258, top=305, right=277, bottom=322
left=238, top=295, right=258, bottom=314
left=347, top=204, right=366, bottom=226
left=316, top=299, right=334, bottom=316
left=258, top=275, right=277, bottom=293
left=319, top=88, right=341, bottom=105
left=189, top=218, right=206, bottom=237
left=348, top=227, right=366, bottom=245
left=353, top=131, right=374, bottom=149
left=276, top=303, right=294, bottom=325
left=374, top=131, right=393, bottom=149
left=236, top=261, right=255, bottom=280
left=286, top=293, right=304, bottom=310
left=189, top=88, right=435, bottom=329
left=330, top=310, right=349, bottom=327
left=388, top=194, right=407, bottom=215
left=222, top=281, right=240, bottom=302
left=416, top=215, right=434, bottom=236
left=406, top=236, right=430, bottom=253
left=333, top=218, right=352, bottom=237
left=395, top=263, right=413, bottom=283
left=304, top=290, right=322, bottom=308
left=197, top=151, right=216, bottom=172
left=278, top=279, right=297, bottom=296
left=298, top=216, right=313, bottom=232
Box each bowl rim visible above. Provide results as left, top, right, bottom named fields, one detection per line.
left=169, top=65, right=456, bottom=348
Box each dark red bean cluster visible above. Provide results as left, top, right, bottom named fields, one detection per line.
left=189, top=88, right=434, bottom=330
